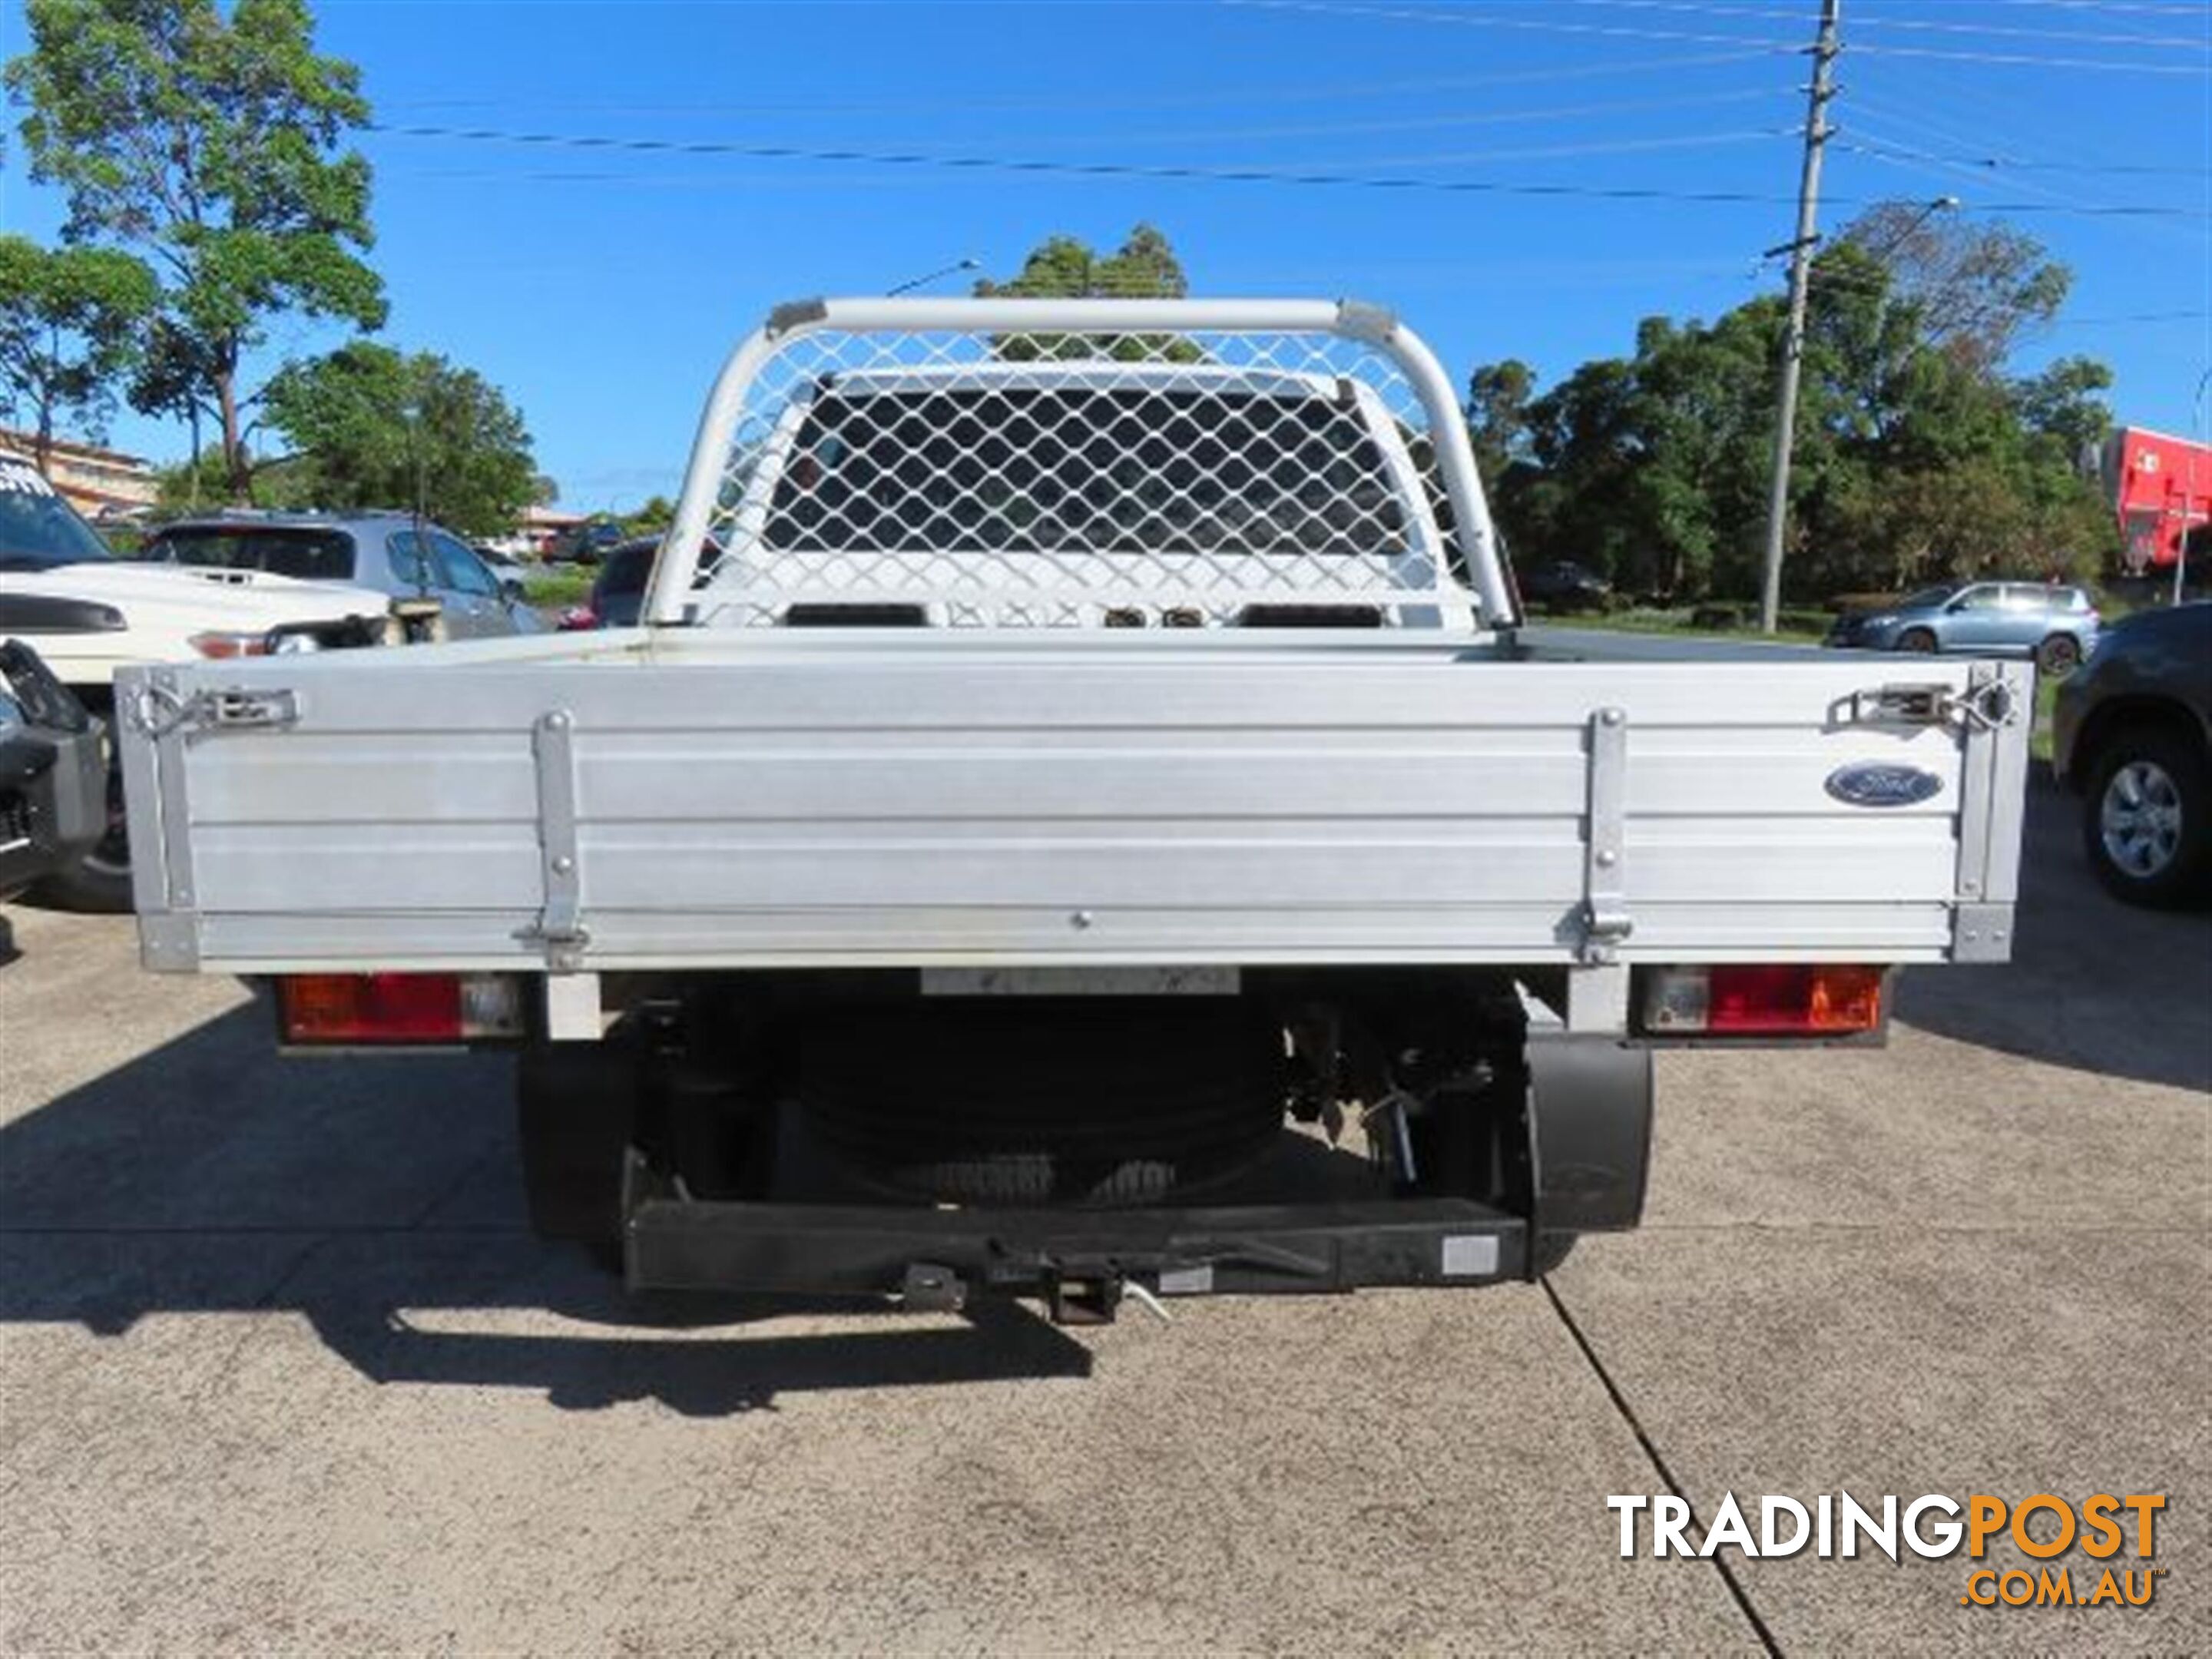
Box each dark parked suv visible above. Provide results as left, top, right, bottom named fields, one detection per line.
left=1514, top=559, right=1611, bottom=612
left=2052, top=602, right=2212, bottom=907
left=558, top=536, right=721, bottom=630
left=0, top=639, right=104, bottom=905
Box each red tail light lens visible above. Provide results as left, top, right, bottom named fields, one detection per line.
left=277, top=973, right=526, bottom=1044
left=1641, top=965, right=1885, bottom=1035
left=1708, top=965, right=1884, bottom=1034
left=280, top=973, right=461, bottom=1042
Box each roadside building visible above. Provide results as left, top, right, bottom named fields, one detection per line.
left=520, top=504, right=584, bottom=557
left=0, top=427, right=158, bottom=522
left=2102, top=425, right=2210, bottom=574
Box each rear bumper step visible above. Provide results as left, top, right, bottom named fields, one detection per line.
left=621, top=1155, right=1532, bottom=1303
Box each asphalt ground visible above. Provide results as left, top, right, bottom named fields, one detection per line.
left=2, top=773, right=2206, bottom=1654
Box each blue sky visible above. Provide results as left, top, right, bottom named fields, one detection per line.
left=2, top=0, right=2207, bottom=509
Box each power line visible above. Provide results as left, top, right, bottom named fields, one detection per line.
left=1800, top=272, right=2208, bottom=339
left=1231, top=0, right=2212, bottom=71
left=1847, top=68, right=2209, bottom=250
left=368, top=121, right=2212, bottom=217
left=1969, top=2, right=2212, bottom=18
left=940, top=88, right=1795, bottom=151
left=1850, top=38, right=2210, bottom=71
left=446, top=89, right=1799, bottom=160
left=368, top=121, right=1818, bottom=204
left=1309, top=127, right=1797, bottom=171
left=1545, top=0, right=2210, bottom=50
left=1797, top=261, right=2203, bottom=335
left=1838, top=134, right=2211, bottom=181
left=2053, top=309, right=2212, bottom=326
left=1841, top=114, right=2197, bottom=226
left=1843, top=98, right=2109, bottom=213
left=376, top=48, right=1791, bottom=119
left=1227, top=0, right=1797, bottom=48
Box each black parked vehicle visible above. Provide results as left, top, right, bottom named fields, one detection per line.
left=0, top=638, right=107, bottom=906
left=1515, top=559, right=1611, bottom=612
left=559, top=537, right=721, bottom=630
left=552, top=519, right=629, bottom=567
left=2052, top=602, right=2212, bottom=907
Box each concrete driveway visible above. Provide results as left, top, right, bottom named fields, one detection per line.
left=2, top=775, right=2205, bottom=1654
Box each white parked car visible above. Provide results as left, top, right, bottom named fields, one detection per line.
left=0, top=447, right=396, bottom=910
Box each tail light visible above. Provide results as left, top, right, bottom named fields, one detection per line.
left=189, top=629, right=274, bottom=659
left=278, top=972, right=526, bottom=1045
left=1640, top=965, right=1885, bottom=1036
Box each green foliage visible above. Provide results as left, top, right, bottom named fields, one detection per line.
left=1485, top=304, right=1780, bottom=599
left=1476, top=204, right=2119, bottom=604
left=153, top=445, right=312, bottom=512
left=975, top=223, right=1198, bottom=362
left=0, top=233, right=159, bottom=462
left=623, top=494, right=676, bottom=535
left=1463, top=359, right=1535, bottom=486
left=523, top=568, right=593, bottom=608
left=6, top=0, right=386, bottom=498
left=978, top=224, right=1190, bottom=301
left=153, top=452, right=225, bottom=512
left=261, top=342, right=541, bottom=535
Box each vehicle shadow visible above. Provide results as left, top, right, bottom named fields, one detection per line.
left=1893, top=769, right=2212, bottom=1093
left=0, top=995, right=1093, bottom=1413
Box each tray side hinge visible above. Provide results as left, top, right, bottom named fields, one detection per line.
left=518, top=707, right=590, bottom=972
left=1578, top=706, right=1633, bottom=965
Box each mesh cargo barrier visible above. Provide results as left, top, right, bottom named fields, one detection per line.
left=653, top=300, right=1509, bottom=629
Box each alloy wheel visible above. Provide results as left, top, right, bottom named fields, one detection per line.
left=2100, top=760, right=2184, bottom=879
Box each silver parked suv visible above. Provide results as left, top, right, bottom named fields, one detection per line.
left=141, top=511, right=541, bottom=638
left=1825, top=580, right=2100, bottom=675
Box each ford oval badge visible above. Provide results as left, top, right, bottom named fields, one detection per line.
left=1825, top=762, right=1944, bottom=808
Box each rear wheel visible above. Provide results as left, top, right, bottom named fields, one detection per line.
left=1896, top=627, right=1939, bottom=654
left=2038, top=633, right=2082, bottom=676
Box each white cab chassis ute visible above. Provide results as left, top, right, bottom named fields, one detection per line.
left=119, top=299, right=2031, bottom=1320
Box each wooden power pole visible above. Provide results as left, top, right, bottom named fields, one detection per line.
left=1757, top=0, right=1842, bottom=634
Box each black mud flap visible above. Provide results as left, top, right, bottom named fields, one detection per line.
left=1526, top=1035, right=1654, bottom=1239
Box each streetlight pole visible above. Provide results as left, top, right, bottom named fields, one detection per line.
left=887, top=257, right=982, bottom=296
left=1757, top=0, right=1842, bottom=634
